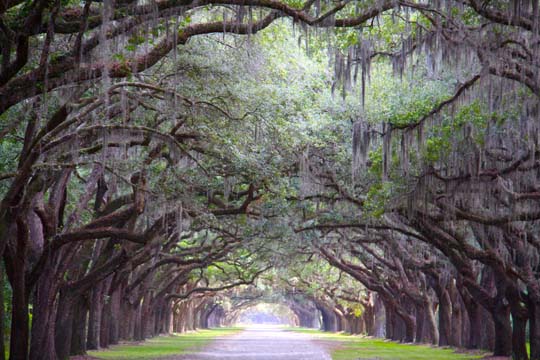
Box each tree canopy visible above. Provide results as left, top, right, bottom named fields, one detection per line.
left=1, top=1, right=540, bottom=360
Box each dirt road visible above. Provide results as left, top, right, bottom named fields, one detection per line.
left=176, top=326, right=332, bottom=360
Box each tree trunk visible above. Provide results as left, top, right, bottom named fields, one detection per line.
left=336, top=312, right=349, bottom=333
left=530, top=298, right=540, bottom=360
left=415, top=305, right=425, bottom=343
left=138, top=293, right=151, bottom=340
left=164, top=303, right=172, bottom=334
left=87, top=284, right=104, bottom=349
left=29, top=262, right=58, bottom=360
left=400, top=312, right=415, bottom=343
left=492, top=300, right=512, bottom=357
left=54, top=290, right=76, bottom=360
left=385, top=304, right=395, bottom=340
left=100, top=302, right=111, bottom=348
left=99, top=278, right=113, bottom=348
left=438, top=287, right=452, bottom=346
left=124, top=303, right=137, bottom=340
left=0, top=263, right=5, bottom=360
left=510, top=311, right=528, bottom=360
left=503, top=283, right=528, bottom=360
left=363, top=302, right=375, bottom=336
left=134, top=304, right=143, bottom=340
left=468, top=302, right=482, bottom=349
left=393, top=313, right=405, bottom=341
left=425, top=296, right=439, bottom=345
left=319, top=306, right=337, bottom=332
left=70, top=297, right=87, bottom=356
left=446, top=282, right=461, bottom=347
left=8, top=262, right=29, bottom=360
left=108, top=287, right=121, bottom=345
left=461, top=291, right=482, bottom=349
left=373, top=296, right=385, bottom=337
left=480, top=307, right=495, bottom=351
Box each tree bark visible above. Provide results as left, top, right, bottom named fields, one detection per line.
left=107, top=286, right=121, bottom=345
left=385, top=303, right=395, bottom=340
left=7, top=249, right=29, bottom=360
left=319, top=305, right=337, bottom=332
left=99, top=277, right=114, bottom=348
left=424, top=295, right=439, bottom=345
left=449, top=282, right=463, bottom=347
left=530, top=298, right=540, bottom=360
left=510, top=310, right=529, bottom=360
left=437, top=286, right=452, bottom=346
left=460, top=287, right=482, bottom=349
left=87, top=284, right=104, bottom=349
left=415, top=304, right=425, bottom=343
left=29, top=265, right=57, bottom=360
left=0, top=263, right=5, bottom=360
left=400, top=312, right=415, bottom=343
left=54, top=290, right=76, bottom=360
left=465, top=300, right=482, bottom=349
left=363, top=301, right=375, bottom=336
left=491, top=298, right=512, bottom=357
left=70, top=297, right=88, bottom=356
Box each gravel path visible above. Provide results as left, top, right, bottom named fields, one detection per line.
left=175, top=326, right=332, bottom=360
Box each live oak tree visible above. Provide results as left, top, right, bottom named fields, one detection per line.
left=1, top=1, right=540, bottom=360
left=295, top=20, right=540, bottom=360
left=0, top=24, right=322, bottom=360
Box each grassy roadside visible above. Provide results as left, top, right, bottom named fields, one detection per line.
left=87, top=327, right=242, bottom=360
left=288, top=328, right=485, bottom=360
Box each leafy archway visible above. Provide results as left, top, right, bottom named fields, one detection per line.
left=1, top=1, right=540, bottom=360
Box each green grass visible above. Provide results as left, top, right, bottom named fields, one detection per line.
left=88, top=327, right=242, bottom=360
left=287, top=328, right=485, bottom=360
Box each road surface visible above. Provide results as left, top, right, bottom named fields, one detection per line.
left=177, top=326, right=332, bottom=360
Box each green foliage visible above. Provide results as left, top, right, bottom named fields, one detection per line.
left=423, top=136, right=449, bottom=163
left=422, top=101, right=491, bottom=164
left=1, top=0, right=538, bottom=358
left=350, top=304, right=363, bottom=318
left=363, top=65, right=451, bottom=127
left=363, top=181, right=393, bottom=218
